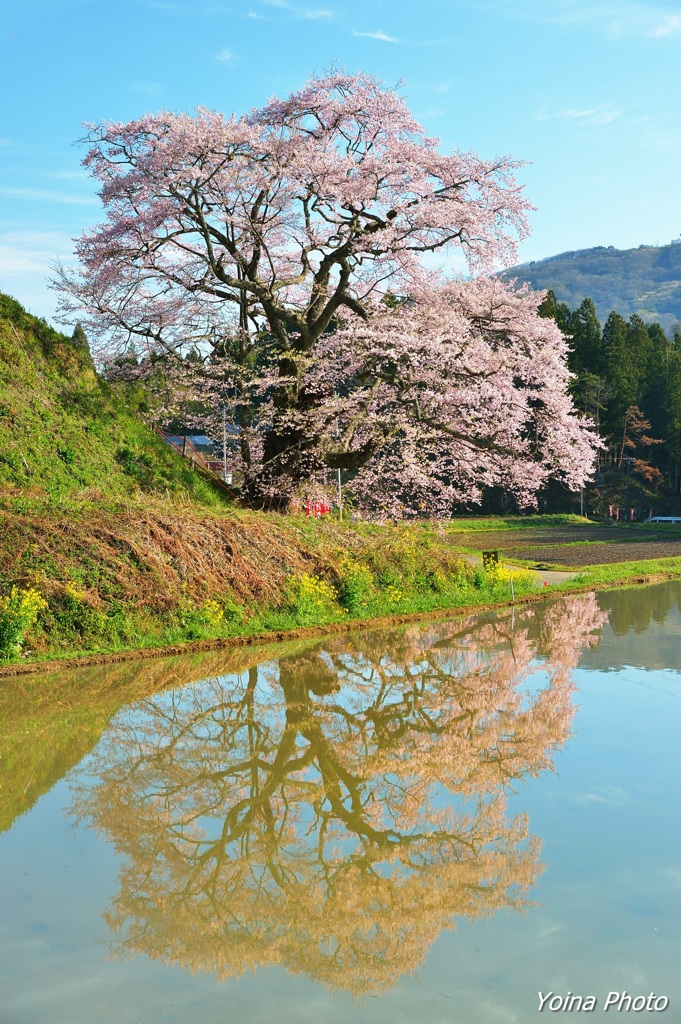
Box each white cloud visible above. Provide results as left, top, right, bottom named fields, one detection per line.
left=565, top=106, right=624, bottom=124
left=650, top=12, right=681, bottom=34
left=536, top=924, right=566, bottom=941
left=536, top=104, right=625, bottom=126
left=247, top=9, right=266, bottom=17
left=0, top=231, right=75, bottom=321
left=0, top=231, right=74, bottom=269
left=0, top=187, right=98, bottom=206
left=217, top=47, right=235, bottom=61
left=262, top=0, right=333, bottom=18
left=131, top=81, right=161, bottom=94
left=50, top=171, right=90, bottom=182
left=471, top=0, right=681, bottom=40
left=352, top=28, right=400, bottom=42
left=0, top=247, right=57, bottom=276
left=568, top=786, right=630, bottom=805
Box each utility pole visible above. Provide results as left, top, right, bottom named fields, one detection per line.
left=335, top=417, right=343, bottom=519
left=222, top=405, right=228, bottom=483
left=624, top=456, right=631, bottom=522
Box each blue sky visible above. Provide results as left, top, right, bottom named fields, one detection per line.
left=1, top=0, right=680, bottom=322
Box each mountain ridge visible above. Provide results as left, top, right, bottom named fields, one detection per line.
left=504, top=239, right=681, bottom=332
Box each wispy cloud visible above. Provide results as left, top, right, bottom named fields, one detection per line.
left=569, top=786, right=630, bottom=806
left=0, top=231, right=75, bottom=276
left=247, top=9, right=266, bottom=17
left=0, top=230, right=76, bottom=324
left=131, top=81, right=161, bottom=94
left=0, top=187, right=98, bottom=206
left=352, top=28, right=400, bottom=42
left=471, top=0, right=681, bottom=40
left=650, top=11, right=681, bottom=34
left=263, top=0, right=333, bottom=19
left=216, top=47, right=235, bottom=61
left=50, top=171, right=90, bottom=182
left=536, top=104, right=625, bottom=126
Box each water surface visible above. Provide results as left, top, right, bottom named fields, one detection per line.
left=1, top=584, right=680, bottom=1022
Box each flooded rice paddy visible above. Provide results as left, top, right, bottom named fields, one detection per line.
left=1, top=582, right=680, bottom=1022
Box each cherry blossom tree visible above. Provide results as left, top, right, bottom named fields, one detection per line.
left=305, top=277, right=600, bottom=515
left=55, top=69, right=598, bottom=511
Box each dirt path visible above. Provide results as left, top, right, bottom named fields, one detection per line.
left=534, top=567, right=578, bottom=584
left=460, top=553, right=577, bottom=586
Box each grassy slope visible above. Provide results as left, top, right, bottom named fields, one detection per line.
left=0, top=500, right=528, bottom=660
left=442, top=513, right=590, bottom=533
left=0, top=293, right=223, bottom=507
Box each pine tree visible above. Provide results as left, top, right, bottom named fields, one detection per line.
left=602, top=311, right=637, bottom=429
left=71, top=322, right=89, bottom=350
left=642, top=321, right=672, bottom=444
left=537, top=290, right=573, bottom=334
left=569, top=298, right=603, bottom=375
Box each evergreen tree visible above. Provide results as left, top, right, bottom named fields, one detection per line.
left=627, top=314, right=653, bottom=391
left=653, top=328, right=681, bottom=488
left=526, top=289, right=681, bottom=507
left=72, top=322, right=89, bottom=350
left=602, top=311, right=638, bottom=429
left=569, top=298, right=603, bottom=375
left=537, top=289, right=573, bottom=334
left=642, top=321, right=672, bottom=445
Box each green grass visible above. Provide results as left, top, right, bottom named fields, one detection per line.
left=444, top=514, right=592, bottom=533
left=0, top=500, right=542, bottom=665
left=8, top=534, right=681, bottom=670
left=559, top=558, right=681, bottom=590
left=0, top=292, right=228, bottom=508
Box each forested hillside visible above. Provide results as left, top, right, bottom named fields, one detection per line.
left=538, top=292, right=681, bottom=514
left=504, top=241, right=681, bottom=333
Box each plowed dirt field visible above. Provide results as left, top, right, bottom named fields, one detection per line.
left=448, top=525, right=681, bottom=568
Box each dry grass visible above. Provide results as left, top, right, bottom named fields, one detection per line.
left=0, top=503, right=313, bottom=612
left=0, top=499, right=482, bottom=660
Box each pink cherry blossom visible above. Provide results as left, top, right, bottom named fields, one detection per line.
left=54, top=69, right=598, bottom=513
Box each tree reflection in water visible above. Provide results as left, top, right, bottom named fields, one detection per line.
left=70, top=595, right=607, bottom=995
